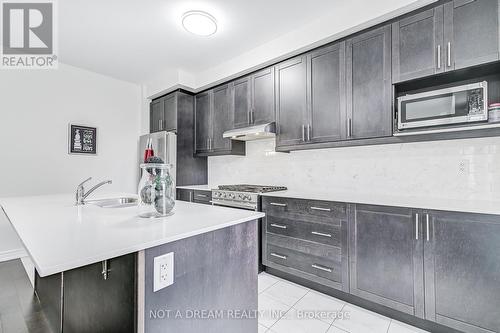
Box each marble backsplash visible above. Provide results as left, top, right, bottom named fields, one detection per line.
left=208, top=137, right=500, bottom=201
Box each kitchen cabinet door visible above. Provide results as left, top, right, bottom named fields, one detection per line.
left=276, top=56, right=308, bottom=147
left=252, top=67, right=275, bottom=125
left=444, top=0, right=500, bottom=71
left=150, top=98, right=164, bottom=133
left=308, top=42, right=346, bottom=143
left=346, top=25, right=392, bottom=140
left=163, top=93, right=177, bottom=132
left=349, top=204, right=424, bottom=317
left=63, top=254, right=136, bottom=333
left=195, top=91, right=212, bottom=153
left=392, top=6, right=444, bottom=83
left=233, top=77, right=251, bottom=129
left=424, top=210, right=500, bottom=333
left=176, top=188, right=193, bottom=202
left=212, top=84, right=233, bottom=151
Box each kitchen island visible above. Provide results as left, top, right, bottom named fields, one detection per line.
left=0, top=193, right=264, bottom=333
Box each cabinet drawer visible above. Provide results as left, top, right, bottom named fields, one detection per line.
left=262, top=196, right=347, bottom=221
left=193, top=190, right=212, bottom=204
left=266, top=244, right=341, bottom=283
left=266, top=215, right=341, bottom=247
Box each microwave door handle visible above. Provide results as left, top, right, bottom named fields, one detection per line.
left=437, top=44, right=441, bottom=70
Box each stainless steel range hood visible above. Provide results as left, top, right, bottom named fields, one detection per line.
left=223, top=122, right=276, bottom=141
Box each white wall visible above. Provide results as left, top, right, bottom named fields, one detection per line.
left=208, top=138, right=500, bottom=202
left=0, top=63, right=142, bottom=257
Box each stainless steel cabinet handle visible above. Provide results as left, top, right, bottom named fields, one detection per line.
left=347, top=118, right=352, bottom=138
left=252, top=110, right=255, bottom=124
left=196, top=194, right=208, bottom=198
left=270, top=253, right=287, bottom=260
left=426, top=213, right=430, bottom=242
left=311, top=231, right=332, bottom=238
left=189, top=191, right=193, bottom=202
left=307, top=124, right=311, bottom=141
left=158, top=120, right=162, bottom=131
left=415, top=213, right=419, bottom=240
left=270, top=223, right=287, bottom=229
left=437, top=45, right=441, bottom=69
left=447, top=42, right=451, bottom=67
left=102, top=260, right=109, bottom=280
left=311, top=264, right=332, bottom=273
left=302, top=124, right=306, bottom=141
left=310, top=206, right=331, bottom=212
left=270, top=202, right=287, bottom=207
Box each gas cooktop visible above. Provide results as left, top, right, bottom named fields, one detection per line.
left=217, top=184, right=287, bottom=193
left=212, top=185, right=287, bottom=210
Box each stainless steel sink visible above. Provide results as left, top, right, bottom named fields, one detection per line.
left=86, top=197, right=138, bottom=208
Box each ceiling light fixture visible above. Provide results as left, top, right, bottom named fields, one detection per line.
left=182, top=11, right=217, bottom=36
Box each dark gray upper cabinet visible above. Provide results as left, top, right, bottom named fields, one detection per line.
left=276, top=56, right=308, bottom=147
left=232, top=76, right=251, bottom=129
left=308, top=42, right=346, bottom=143
left=150, top=98, right=164, bottom=133
left=162, top=93, right=177, bottom=132
left=444, top=0, right=500, bottom=71
left=346, top=25, right=392, bottom=140
left=150, top=92, right=207, bottom=186
left=150, top=94, right=178, bottom=133
left=392, top=7, right=444, bottom=83
left=195, top=92, right=211, bottom=152
left=393, top=0, right=499, bottom=83
left=194, top=87, right=245, bottom=156
left=212, top=84, right=232, bottom=151
left=424, top=210, right=500, bottom=333
left=252, top=67, right=275, bottom=125
left=232, top=67, right=275, bottom=129
left=350, top=204, right=424, bottom=317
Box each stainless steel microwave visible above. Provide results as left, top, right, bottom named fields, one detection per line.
left=397, top=81, right=488, bottom=130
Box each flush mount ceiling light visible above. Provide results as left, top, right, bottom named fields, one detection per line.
left=182, top=11, right=217, bottom=36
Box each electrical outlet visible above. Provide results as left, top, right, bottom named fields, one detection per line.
left=458, top=159, right=470, bottom=174
left=153, top=252, right=174, bottom=292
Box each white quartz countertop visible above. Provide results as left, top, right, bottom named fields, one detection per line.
left=0, top=193, right=263, bottom=277
left=261, top=190, right=500, bottom=215
left=176, top=185, right=213, bottom=191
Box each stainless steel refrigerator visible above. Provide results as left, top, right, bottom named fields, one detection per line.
left=138, top=131, right=177, bottom=187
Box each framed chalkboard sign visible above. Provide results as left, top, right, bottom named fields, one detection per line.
left=68, top=124, right=97, bottom=155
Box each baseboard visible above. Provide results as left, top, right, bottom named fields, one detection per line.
left=0, top=248, right=27, bottom=262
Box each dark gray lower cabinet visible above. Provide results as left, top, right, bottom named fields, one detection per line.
left=176, top=188, right=212, bottom=205
left=262, top=196, right=349, bottom=292
left=176, top=188, right=193, bottom=202
left=424, top=210, right=500, bottom=333
left=192, top=189, right=212, bottom=204
left=349, top=205, right=424, bottom=317
left=35, top=254, right=136, bottom=333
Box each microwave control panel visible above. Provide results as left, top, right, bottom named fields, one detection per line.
left=467, top=89, right=484, bottom=114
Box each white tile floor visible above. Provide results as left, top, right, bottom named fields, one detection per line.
left=258, top=273, right=428, bottom=333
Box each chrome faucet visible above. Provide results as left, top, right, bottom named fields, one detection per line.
left=75, top=177, right=113, bottom=205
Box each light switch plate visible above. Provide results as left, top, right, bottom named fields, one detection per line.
left=153, top=252, right=174, bottom=292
